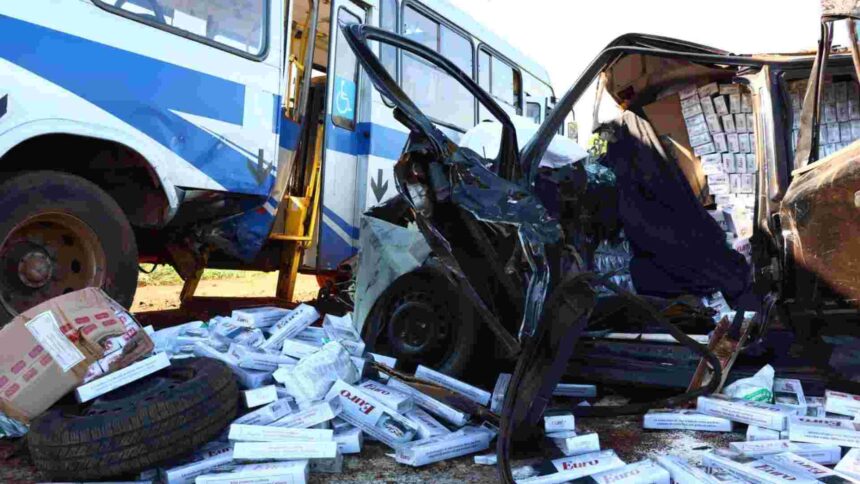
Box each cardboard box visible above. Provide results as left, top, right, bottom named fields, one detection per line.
left=76, top=352, right=170, bottom=403
left=386, top=378, right=470, bottom=427
left=697, top=395, right=793, bottom=430
left=160, top=442, right=233, bottom=484
left=405, top=407, right=450, bottom=439
left=228, top=424, right=332, bottom=442
left=393, top=425, right=494, bottom=467
left=517, top=450, right=626, bottom=484
left=415, top=365, right=491, bottom=406
left=544, top=412, right=576, bottom=433
left=826, top=390, right=860, bottom=416
left=244, top=385, right=278, bottom=408
left=643, top=409, right=732, bottom=432
left=762, top=452, right=858, bottom=483
left=835, top=448, right=860, bottom=481
left=326, top=379, right=420, bottom=449
left=0, top=288, right=153, bottom=421
left=358, top=379, right=414, bottom=413
left=790, top=415, right=860, bottom=447
left=195, top=461, right=309, bottom=484
left=231, top=307, right=290, bottom=329
left=548, top=431, right=600, bottom=457
left=576, top=459, right=670, bottom=484
left=232, top=441, right=338, bottom=461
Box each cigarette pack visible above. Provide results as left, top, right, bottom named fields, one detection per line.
left=679, top=85, right=699, bottom=100
left=228, top=424, right=332, bottom=443
left=326, top=379, right=420, bottom=449
left=270, top=399, right=341, bottom=429
left=290, top=326, right=325, bottom=346
left=748, top=113, right=756, bottom=133
left=805, top=396, right=826, bottom=418
left=729, top=94, right=742, bottom=114
left=232, top=307, right=291, bottom=329
left=762, top=452, right=859, bottom=483
left=394, top=425, right=494, bottom=467
left=643, top=409, right=733, bottom=432
left=358, top=379, right=414, bottom=413
left=232, top=441, right=338, bottom=461
left=694, top=142, right=716, bottom=157
left=826, top=390, right=860, bottom=416
left=742, top=93, right=753, bottom=113
left=654, top=455, right=724, bottom=484
left=554, top=383, right=597, bottom=398
left=836, top=449, right=860, bottom=481
left=714, top=96, right=730, bottom=116
left=475, top=453, right=498, bottom=465
left=730, top=174, right=743, bottom=194
left=234, top=398, right=296, bottom=426
left=405, top=407, right=451, bottom=439
left=722, top=115, right=736, bottom=134
left=386, top=378, right=470, bottom=427
left=746, top=154, right=757, bottom=173
left=735, top=113, right=748, bottom=133
left=260, top=304, right=319, bottom=351
left=720, top=84, right=741, bottom=96
left=280, top=338, right=320, bottom=359
left=229, top=344, right=296, bottom=372
left=746, top=425, right=787, bottom=441
left=713, top=133, right=728, bottom=153
left=739, top=133, right=751, bottom=153
left=703, top=452, right=813, bottom=484
left=76, top=352, right=171, bottom=403
left=414, top=365, right=491, bottom=406
left=160, top=442, right=233, bottom=484
left=741, top=174, right=755, bottom=194
left=689, top=132, right=713, bottom=148
left=702, top=96, right=717, bottom=117
left=544, top=412, right=576, bottom=433
left=333, top=426, right=363, bottom=454
left=517, top=450, right=626, bottom=484
left=702, top=153, right=723, bottom=174
left=789, top=415, right=860, bottom=448
left=322, top=314, right=365, bottom=356
left=700, top=82, right=720, bottom=98
left=491, top=373, right=512, bottom=413
left=686, top=116, right=709, bottom=137
left=681, top=95, right=702, bottom=113
left=243, top=385, right=278, bottom=409
left=194, top=461, right=308, bottom=484
left=696, top=395, right=793, bottom=430
left=727, top=133, right=740, bottom=152
left=573, top=459, right=670, bottom=484
left=772, top=379, right=806, bottom=415
left=729, top=440, right=841, bottom=464
left=548, top=431, right=600, bottom=457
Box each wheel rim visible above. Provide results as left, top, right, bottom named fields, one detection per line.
left=385, top=290, right=454, bottom=365
left=0, top=213, right=106, bottom=317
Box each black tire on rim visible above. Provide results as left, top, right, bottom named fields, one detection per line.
left=27, top=357, right=238, bottom=481
left=0, top=171, right=138, bottom=326
left=364, top=271, right=478, bottom=377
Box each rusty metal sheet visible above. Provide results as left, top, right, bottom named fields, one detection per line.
left=822, top=0, right=860, bottom=19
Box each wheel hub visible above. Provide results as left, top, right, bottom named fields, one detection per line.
left=18, top=251, right=54, bottom=288
left=388, top=299, right=449, bottom=355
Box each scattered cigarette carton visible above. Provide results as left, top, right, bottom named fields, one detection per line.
left=261, top=304, right=319, bottom=351
left=548, top=431, right=600, bottom=457
left=386, top=378, right=470, bottom=427
left=270, top=399, right=341, bottom=429
left=703, top=452, right=814, bottom=484
left=234, top=398, right=297, bottom=427
left=573, top=459, right=670, bottom=484
left=697, top=395, right=793, bottom=430
left=805, top=396, right=826, bottom=417
left=653, top=455, right=723, bottom=484
left=554, top=384, right=597, bottom=398
left=281, top=338, right=321, bottom=359
left=761, top=452, right=860, bottom=483
left=415, top=365, right=491, bottom=406
left=228, top=424, right=332, bottom=443
left=772, top=379, right=807, bottom=416
left=232, top=441, right=338, bottom=461
left=544, top=412, right=576, bottom=433
left=322, top=314, right=365, bottom=356
left=309, top=451, right=343, bottom=474
left=729, top=440, right=841, bottom=464
left=231, top=307, right=291, bottom=329
left=161, top=442, right=233, bottom=484
left=643, top=409, right=733, bottom=432
left=326, top=379, right=420, bottom=449
left=333, top=426, right=363, bottom=454
left=789, top=415, right=860, bottom=448
left=475, top=453, right=498, bottom=465
left=358, top=379, right=414, bottom=413
left=291, top=326, right=326, bottom=346
left=492, top=373, right=512, bottom=413
left=229, top=344, right=296, bottom=372
left=405, top=407, right=451, bottom=439
left=194, top=461, right=308, bottom=484
left=746, top=425, right=787, bottom=441
left=275, top=342, right=359, bottom=402
left=826, top=390, right=860, bottom=417
left=393, top=426, right=494, bottom=467
left=517, top=450, right=626, bottom=484
left=244, top=385, right=278, bottom=409
left=76, top=352, right=171, bottom=403
left=836, top=449, right=860, bottom=481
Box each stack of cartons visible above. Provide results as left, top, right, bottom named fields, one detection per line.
left=789, top=79, right=860, bottom=160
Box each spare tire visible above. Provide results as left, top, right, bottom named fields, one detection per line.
left=27, top=357, right=238, bottom=480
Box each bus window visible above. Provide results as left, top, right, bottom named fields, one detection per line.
left=401, top=6, right=476, bottom=131
left=478, top=48, right=522, bottom=119
left=380, top=0, right=398, bottom=78
left=478, top=50, right=491, bottom=92
left=95, top=0, right=267, bottom=56
left=492, top=56, right=516, bottom=106
left=526, top=102, right=541, bottom=124
left=332, top=8, right=361, bottom=130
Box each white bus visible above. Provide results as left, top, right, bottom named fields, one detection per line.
left=0, top=0, right=558, bottom=322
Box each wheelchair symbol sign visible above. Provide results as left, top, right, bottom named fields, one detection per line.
left=334, top=77, right=356, bottom=121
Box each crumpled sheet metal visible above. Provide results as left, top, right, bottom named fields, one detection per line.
left=781, top=146, right=860, bottom=303
left=353, top=216, right=432, bottom=332
left=822, top=0, right=860, bottom=19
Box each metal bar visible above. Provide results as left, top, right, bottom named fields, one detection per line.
left=296, top=0, right=320, bottom=121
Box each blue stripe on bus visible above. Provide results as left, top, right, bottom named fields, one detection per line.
left=322, top=206, right=360, bottom=240
left=326, top=119, right=408, bottom=159
left=320, top=221, right=358, bottom=270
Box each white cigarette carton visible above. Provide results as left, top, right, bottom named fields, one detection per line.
left=714, top=96, right=730, bottom=116
left=789, top=415, right=860, bottom=448
left=689, top=132, right=713, bottom=148
left=244, top=385, right=278, bottom=409
left=161, top=442, right=233, bottom=484
left=415, top=365, right=491, bottom=406
left=713, top=132, right=728, bottom=152
left=727, top=133, right=740, bottom=153
left=746, top=425, right=786, bottom=441
left=517, top=450, right=626, bottom=484
left=544, top=412, right=576, bottom=433
left=729, top=440, right=841, bottom=464
left=736, top=113, right=748, bottom=133
left=475, top=453, right=498, bottom=465
left=322, top=314, right=365, bottom=356
left=679, top=85, right=699, bottom=100
left=762, top=452, right=860, bottom=483
left=554, top=383, right=597, bottom=398
left=739, top=133, right=751, bottom=153
left=694, top=142, right=716, bottom=157
left=76, top=352, right=171, bottom=403
left=720, top=84, right=741, bottom=96
left=702, top=97, right=717, bottom=117
left=700, top=82, right=720, bottom=98
left=643, top=409, right=733, bottom=432
left=836, top=449, right=860, bottom=481
left=703, top=452, right=815, bottom=483
left=370, top=352, right=397, bottom=368
left=228, top=424, right=332, bottom=443
left=229, top=344, right=297, bottom=372
left=281, top=338, right=321, bottom=359
left=548, top=431, right=600, bottom=456
left=394, top=425, right=494, bottom=467
left=722, top=114, right=737, bottom=134
left=729, top=94, right=742, bottom=114
left=192, top=342, right=272, bottom=389
left=194, top=461, right=308, bottom=484
left=291, top=326, right=326, bottom=346
left=386, top=378, right=470, bottom=427
left=405, top=407, right=451, bottom=439
left=697, top=395, right=793, bottom=430
left=653, top=455, right=723, bottom=484
left=492, top=373, right=512, bottom=413
left=326, top=379, right=420, bottom=449
left=270, top=399, right=341, bottom=429
left=333, top=426, right=363, bottom=454
left=232, top=307, right=291, bottom=329
left=742, top=93, right=753, bottom=113
left=358, top=379, right=414, bottom=413
left=232, top=441, right=338, bottom=461
left=261, top=304, right=320, bottom=351
left=233, top=398, right=296, bottom=426
left=805, top=396, right=826, bottom=418
left=826, top=390, right=860, bottom=416
left=573, top=459, right=670, bottom=484
left=772, top=379, right=807, bottom=416
left=705, top=113, right=724, bottom=135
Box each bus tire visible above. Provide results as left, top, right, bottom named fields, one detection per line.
left=27, top=357, right=238, bottom=481
left=0, top=171, right=138, bottom=325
